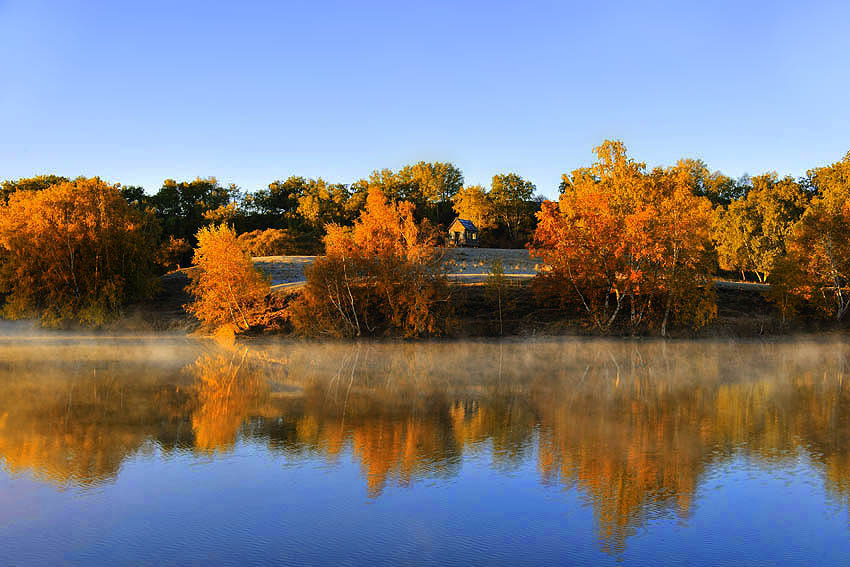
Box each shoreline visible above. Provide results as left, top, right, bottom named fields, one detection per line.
left=52, top=271, right=849, bottom=340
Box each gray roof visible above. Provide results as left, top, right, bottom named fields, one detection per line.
left=456, top=218, right=478, bottom=231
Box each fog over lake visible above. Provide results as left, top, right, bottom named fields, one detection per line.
left=1, top=335, right=849, bottom=565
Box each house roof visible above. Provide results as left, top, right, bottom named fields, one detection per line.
left=454, top=218, right=478, bottom=231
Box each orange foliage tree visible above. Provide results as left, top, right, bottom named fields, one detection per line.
left=0, top=177, right=160, bottom=325
left=186, top=224, right=270, bottom=331
left=290, top=187, right=449, bottom=337
left=531, top=141, right=716, bottom=334
left=770, top=151, right=850, bottom=321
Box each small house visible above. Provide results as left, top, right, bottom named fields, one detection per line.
left=447, top=218, right=479, bottom=247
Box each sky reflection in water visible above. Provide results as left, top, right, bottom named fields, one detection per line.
left=1, top=337, right=849, bottom=565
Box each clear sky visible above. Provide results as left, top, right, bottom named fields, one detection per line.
left=1, top=0, right=848, bottom=198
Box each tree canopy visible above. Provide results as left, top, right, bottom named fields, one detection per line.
left=0, top=177, right=160, bottom=325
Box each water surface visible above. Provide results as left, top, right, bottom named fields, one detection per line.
left=1, top=336, right=849, bottom=565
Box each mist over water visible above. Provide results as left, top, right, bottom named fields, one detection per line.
left=1, top=336, right=849, bottom=565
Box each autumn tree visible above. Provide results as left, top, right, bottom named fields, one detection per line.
left=290, top=187, right=449, bottom=337
left=452, top=184, right=495, bottom=229
left=186, top=224, right=270, bottom=331
left=399, top=161, right=464, bottom=222
left=490, top=173, right=536, bottom=242
left=297, top=178, right=351, bottom=228
left=532, top=141, right=715, bottom=334
left=675, top=159, right=745, bottom=206
left=1, top=175, right=69, bottom=203
left=648, top=165, right=718, bottom=335
left=771, top=151, right=850, bottom=321
left=713, top=173, right=808, bottom=282
left=0, top=177, right=160, bottom=325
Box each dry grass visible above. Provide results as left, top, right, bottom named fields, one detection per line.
left=254, top=248, right=542, bottom=288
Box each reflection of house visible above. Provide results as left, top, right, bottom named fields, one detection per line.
left=447, top=218, right=479, bottom=247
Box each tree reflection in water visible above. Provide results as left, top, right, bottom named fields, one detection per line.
left=1, top=337, right=849, bottom=552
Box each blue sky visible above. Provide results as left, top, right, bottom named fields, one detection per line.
left=1, top=0, right=848, bottom=198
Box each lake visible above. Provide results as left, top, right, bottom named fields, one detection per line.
left=1, top=335, right=849, bottom=565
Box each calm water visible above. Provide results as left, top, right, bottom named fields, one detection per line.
left=1, top=335, right=850, bottom=565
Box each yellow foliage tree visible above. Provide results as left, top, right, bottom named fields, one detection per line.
left=186, top=224, right=270, bottom=331
left=452, top=184, right=495, bottom=229
left=771, top=151, right=850, bottom=321
left=712, top=173, right=808, bottom=282
left=0, top=177, right=160, bottom=325
left=291, top=187, right=449, bottom=337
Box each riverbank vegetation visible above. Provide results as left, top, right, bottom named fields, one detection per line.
left=0, top=177, right=160, bottom=325
left=287, top=188, right=450, bottom=338
left=1, top=141, right=848, bottom=336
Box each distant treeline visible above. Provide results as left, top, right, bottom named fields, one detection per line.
left=0, top=142, right=848, bottom=333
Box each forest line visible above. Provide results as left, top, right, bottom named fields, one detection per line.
left=0, top=140, right=848, bottom=336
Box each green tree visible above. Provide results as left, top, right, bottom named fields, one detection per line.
left=151, top=177, right=238, bottom=243
left=490, top=173, right=536, bottom=242
left=675, top=158, right=745, bottom=206
left=243, top=176, right=308, bottom=229
left=119, top=185, right=148, bottom=208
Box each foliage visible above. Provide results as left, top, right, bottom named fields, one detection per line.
left=674, top=159, right=746, bottom=206
left=713, top=173, right=808, bottom=282
left=0, top=177, right=160, bottom=325
left=119, top=185, right=148, bottom=208
left=236, top=228, right=313, bottom=256
left=1, top=175, right=69, bottom=203
left=157, top=236, right=192, bottom=271
left=186, top=224, right=270, bottom=331
left=296, top=179, right=351, bottom=228
left=452, top=184, right=495, bottom=229
left=490, top=173, right=536, bottom=242
left=243, top=176, right=307, bottom=228
left=290, top=188, right=450, bottom=337
left=151, top=177, right=238, bottom=243
left=400, top=161, right=464, bottom=205
left=770, top=152, right=850, bottom=321
left=531, top=141, right=716, bottom=334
